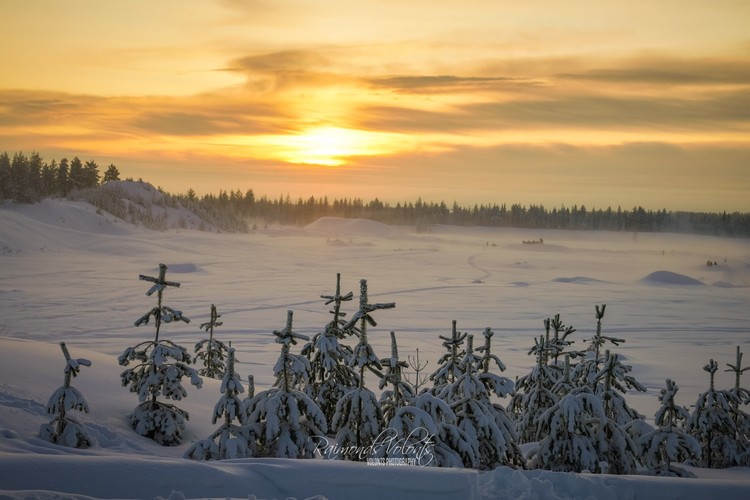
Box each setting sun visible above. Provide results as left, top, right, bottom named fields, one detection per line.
left=253, top=126, right=407, bottom=167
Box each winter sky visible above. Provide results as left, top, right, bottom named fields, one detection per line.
left=1, top=0, right=749, bottom=211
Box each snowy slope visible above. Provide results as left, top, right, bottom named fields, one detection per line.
left=1, top=198, right=750, bottom=499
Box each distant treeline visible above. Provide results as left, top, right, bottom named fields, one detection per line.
left=2, top=151, right=749, bottom=237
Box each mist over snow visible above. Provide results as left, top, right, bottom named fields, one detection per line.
left=1, top=192, right=749, bottom=499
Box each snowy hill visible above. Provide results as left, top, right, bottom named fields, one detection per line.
left=1, top=199, right=750, bottom=498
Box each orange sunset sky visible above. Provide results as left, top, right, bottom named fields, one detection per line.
left=1, top=0, right=749, bottom=211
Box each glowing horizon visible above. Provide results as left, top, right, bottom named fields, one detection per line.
left=1, top=1, right=749, bottom=211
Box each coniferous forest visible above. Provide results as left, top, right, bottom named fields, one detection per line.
left=2, top=150, right=749, bottom=237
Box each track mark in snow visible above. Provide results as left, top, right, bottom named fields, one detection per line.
left=467, top=253, right=491, bottom=282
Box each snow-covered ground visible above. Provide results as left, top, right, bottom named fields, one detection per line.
left=1, top=188, right=749, bottom=499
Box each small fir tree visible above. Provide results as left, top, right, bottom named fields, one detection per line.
left=429, top=320, right=467, bottom=390
left=39, top=342, right=92, bottom=448
left=595, top=349, right=646, bottom=427
left=511, top=334, right=560, bottom=443
left=243, top=310, right=328, bottom=458
left=331, top=279, right=394, bottom=461
left=379, top=331, right=416, bottom=423
left=531, top=386, right=640, bottom=474
left=725, top=346, right=750, bottom=465
left=639, top=379, right=701, bottom=477
left=118, top=264, right=202, bottom=445
left=301, top=273, right=358, bottom=425
left=438, top=335, right=523, bottom=469
left=185, top=348, right=253, bottom=460
left=575, top=304, right=625, bottom=389
left=686, top=359, right=741, bottom=468
left=476, top=327, right=514, bottom=397
left=194, top=304, right=229, bottom=378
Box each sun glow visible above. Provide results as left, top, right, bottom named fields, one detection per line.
left=264, top=126, right=405, bottom=167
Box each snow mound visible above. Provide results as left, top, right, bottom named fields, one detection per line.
left=641, top=271, right=704, bottom=286
left=305, top=217, right=393, bottom=237
left=553, top=276, right=605, bottom=284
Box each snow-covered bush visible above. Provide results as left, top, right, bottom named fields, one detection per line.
left=118, top=264, right=202, bottom=446
left=185, top=348, right=253, bottom=460
left=39, top=342, right=92, bottom=448
left=194, top=304, right=229, bottom=379
left=243, top=310, right=328, bottom=458
left=639, top=378, right=701, bottom=477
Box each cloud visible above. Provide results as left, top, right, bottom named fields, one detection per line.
left=560, top=56, right=750, bottom=85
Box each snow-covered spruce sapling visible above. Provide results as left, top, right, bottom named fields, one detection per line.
left=185, top=348, right=253, bottom=460
left=379, top=331, right=415, bottom=423
left=511, top=334, right=559, bottom=443
left=575, top=304, right=625, bottom=389
left=194, top=304, right=229, bottom=378
left=595, top=349, right=646, bottom=427
left=686, top=359, right=741, bottom=468
left=476, top=327, right=513, bottom=398
left=301, top=273, right=358, bottom=425
left=429, top=320, right=467, bottom=390
left=438, top=335, right=523, bottom=469
left=243, top=310, right=327, bottom=458
left=118, top=263, right=202, bottom=446
left=725, top=345, right=750, bottom=465
left=331, top=279, right=394, bottom=460
left=639, top=379, right=701, bottom=477
left=531, top=385, right=640, bottom=474
left=39, top=342, right=92, bottom=448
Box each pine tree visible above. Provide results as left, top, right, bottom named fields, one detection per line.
left=639, top=379, right=701, bottom=477
left=686, top=359, right=741, bottom=468
left=301, top=273, right=358, bottom=425
left=194, top=304, right=229, bottom=378
left=118, top=264, right=203, bottom=445
left=331, top=279, right=394, bottom=461
left=185, top=348, right=253, bottom=460
left=243, top=310, right=328, bottom=458
left=39, top=342, right=92, bottom=448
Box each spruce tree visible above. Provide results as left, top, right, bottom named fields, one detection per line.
left=39, top=342, right=92, bottom=448
left=429, top=320, right=467, bottom=390
left=686, top=359, right=741, bottom=468
left=438, top=335, right=523, bottom=469
left=243, top=310, right=327, bottom=458
left=301, top=273, right=358, bottom=425
left=331, top=279, right=394, bottom=461
left=379, top=331, right=415, bottom=423
left=725, top=346, right=750, bottom=465
left=639, top=379, right=701, bottom=477
left=194, top=304, right=229, bottom=378
left=118, top=264, right=203, bottom=445
left=531, top=385, right=639, bottom=474
left=185, top=348, right=253, bottom=460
